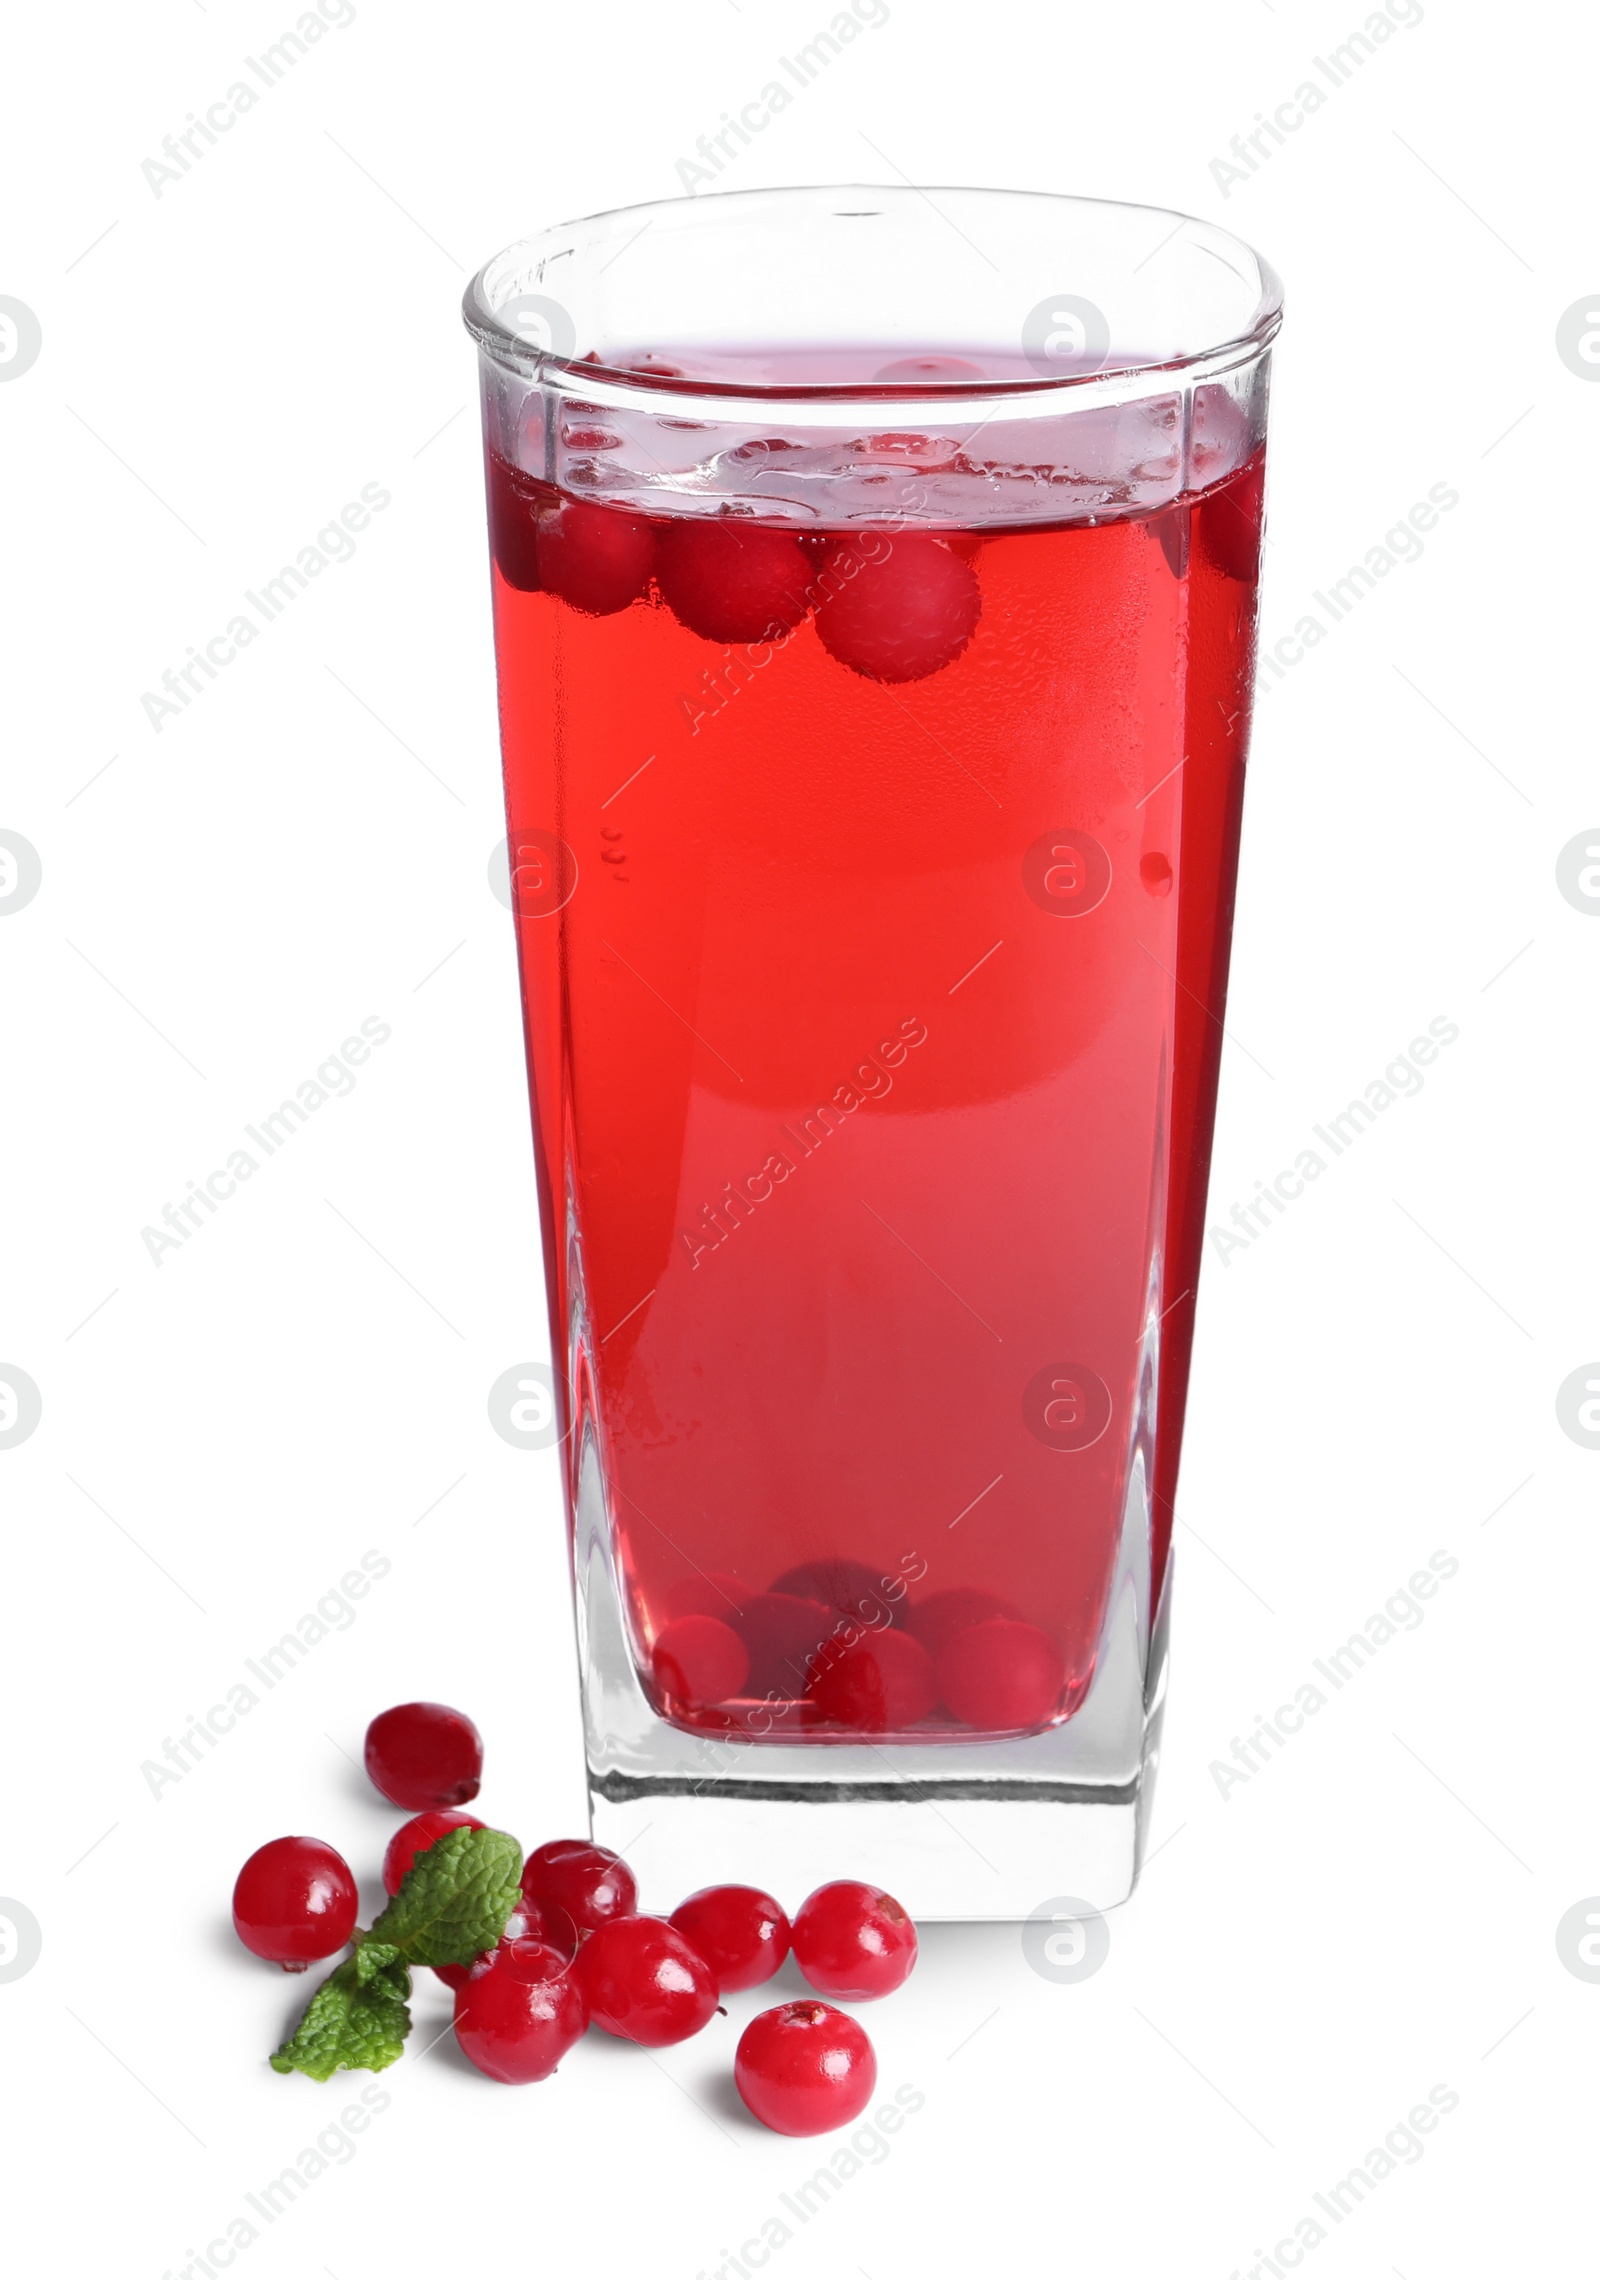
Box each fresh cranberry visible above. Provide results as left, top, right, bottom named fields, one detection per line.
left=670, top=1885, right=790, bottom=1992
left=520, top=1838, right=638, bottom=1946
left=814, top=532, right=980, bottom=682
left=770, top=1558, right=902, bottom=1629
left=453, top=1938, right=588, bottom=2083
left=572, top=1915, right=719, bottom=2046
left=364, top=1701, right=484, bottom=1810
left=381, top=1809, right=485, bottom=1897
left=734, top=1592, right=837, bottom=1700
left=485, top=451, right=542, bottom=592
left=537, top=496, right=655, bottom=616
left=232, top=1836, right=358, bottom=1970
left=792, top=1881, right=917, bottom=2000
left=936, top=1617, right=1066, bottom=1731
left=805, top=1629, right=937, bottom=1731
left=903, top=1585, right=1022, bottom=1658
left=660, top=1570, right=749, bottom=1623
left=655, top=519, right=813, bottom=643
left=1198, top=449, right=1265, bottom=584
left=433, top=1895, right=560, bottom=1992
left=735, top=2001, right=877, bottom=2136
left=653, top=1614, right=750, bottom=1709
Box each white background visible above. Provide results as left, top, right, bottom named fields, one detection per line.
left=1, top=1, right=1593, bottom=2274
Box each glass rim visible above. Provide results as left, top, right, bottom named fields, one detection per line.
left=462, top=183, right=1284, bottom=405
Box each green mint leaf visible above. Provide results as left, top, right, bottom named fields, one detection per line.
left=269, top=1950, right=411, bottom=2081
left=368, top=1824, right=524, bottom=1970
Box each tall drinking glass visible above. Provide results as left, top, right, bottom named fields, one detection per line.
left=464, top=188, right=1280, bottom=1914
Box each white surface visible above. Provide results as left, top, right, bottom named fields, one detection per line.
left=1, top=2, right=1590, bottom=2273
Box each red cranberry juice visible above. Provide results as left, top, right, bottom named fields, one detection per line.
left=487, top=449, right=1261, bottom=1742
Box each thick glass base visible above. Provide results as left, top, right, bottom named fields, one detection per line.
left=575, top=1425, right=1169, bottom=1920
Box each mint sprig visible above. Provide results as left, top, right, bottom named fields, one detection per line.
left=269, top=1945, right=412, bottom=2081
left=270, top=1825, right=523, bottom=2081
left=368, top=1824, right=524, bottom=1967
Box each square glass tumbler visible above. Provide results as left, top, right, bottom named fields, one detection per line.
left=463, top=187, right=1280, bottom=1916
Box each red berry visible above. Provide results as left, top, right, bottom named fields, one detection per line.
left=538, top=496, right=655, bottom=616
left=814, top=533, right=979, bottom=682
left=735, top=2001, right=877, bottom=2136
left=935, top=1617, right=1066, bottom=1732
left=520, top=1838, right=638, bottom=1946
left=770, top=1558, right=902, bottom=1629
left=364, top=1701, right=484, bottom=1810
left=656, top=518, right=814, bottom=643
left=572, top=1914, right=719, bottom=2046
left=805, top=1629, right=937, bottom=1732
left=232, top=1836, right=358, bottom=1970
left=382, top=1809, right=485, bottom=1897
left=452, top=1938, right=588, bottom=2083
left=485, top=451, right=542, bottom=592
left=734, top=1592, right=837, bottom=1700
left=903, top=1586, right=1022, bottom=1658
left=670, top=1885, right=790, bottom=1992
left=1198, top=449, right=1265, bottom=584
left=653, top=1614, right=750, bottom=1710
left=792, top=1881, right=917, bottom=2001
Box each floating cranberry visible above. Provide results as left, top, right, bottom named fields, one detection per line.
left=520, top=1838, right=638, bottom=1945
left=232, top=1836, right=359, bottom=1970
left=735, top=1592, right=837, bottom=1700
left=903, top=1585, right=1022, bottom=1658
left=735, top=2001, right=877, bottom=2136
left=935, top=1617, right=1066, bottom=1732
left=814, top=532, right=980, bottom=682
left=381, top=1809, right=486, bottom=1897
left=573, top=1915, right=719, bottom=2046
left=1198, top=450, right=1265, bottom=585
left=791, top=1881, right=917, bottom=2001
left=656, top=518, right=814, bottom=643
left=805, top=1628, right=937, bottom=1731
left=485, top=452, right=542, bottom=592
left=538, top=496, right=655, bottom=616
left=670, top=1885, right=791, bottom=1992
left=453, top=1938, right=588, bottom=2083
left=653, top=1614, right=750, bottom=1709
left=364, top=1701, right=484, bottom=1810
